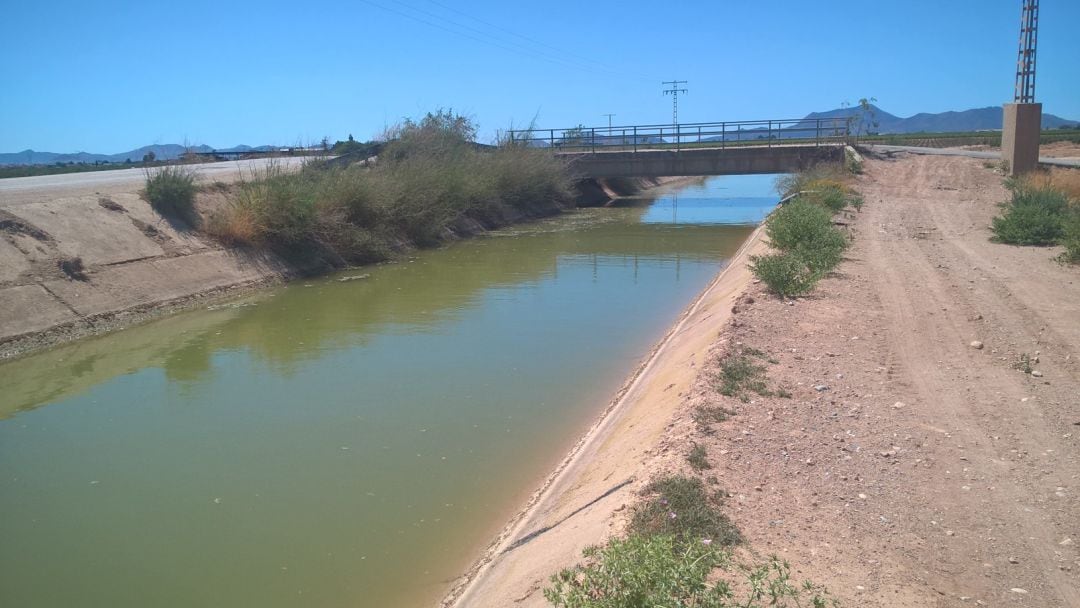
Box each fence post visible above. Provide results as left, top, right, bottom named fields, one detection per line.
left=815, top=120, right=820, bottom=147
left=591, top=128, right=596, bottom=153
left=722, top=123, right=726, bottom=150
left=676, top=123, right=681, bottom=152
left=633, top=126, right=638, bottom=153
left=768, top=121, right=773, bottom=148
left=550, top=129, right=554, bottom=149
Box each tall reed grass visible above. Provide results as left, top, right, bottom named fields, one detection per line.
left=207, top=111, right=574, bottom=264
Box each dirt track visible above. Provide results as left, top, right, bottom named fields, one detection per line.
left=449, top=153, right=1079, bottom=607
left=676, top=154, right=1079, bottom=606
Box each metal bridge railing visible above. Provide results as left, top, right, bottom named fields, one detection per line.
left=506, top=118, right=851, bottom=153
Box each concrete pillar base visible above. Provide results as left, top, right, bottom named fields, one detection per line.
left=1002, top=103, right=1041, bottom=175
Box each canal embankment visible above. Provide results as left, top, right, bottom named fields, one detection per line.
left=0, top=172, right=685, bottom=360
left=450, top=153, right=1080, bottom=608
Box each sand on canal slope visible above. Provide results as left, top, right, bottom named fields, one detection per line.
left=443, top=221, right=769, bottom=607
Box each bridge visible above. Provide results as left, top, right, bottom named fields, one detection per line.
left=508, top=118, right=851, bottom=178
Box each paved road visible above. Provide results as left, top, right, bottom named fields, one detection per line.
left=0, top=157, right=316, bottom=207
left=869, top=144, right=1080, bottom=168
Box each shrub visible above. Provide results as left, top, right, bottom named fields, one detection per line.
left=206, top=204, right=260, bottom=246
left=630, top=475, right=741, bottom=547
left=715, top=351, right=772, bottom=401
left=750, top=252, right=821, bottom=297
left=144, top=165, right=197, bottom=222
left=693, top=405, right=733, bottom=433
left=1060, top=209, right=1080, bottom=264
left=766, top=201, right=847, bottom=266
left=798, top=180, right=850, bottom=212
left=232, top=168, right=318, bottom=247
left=991, top=187, right=1069, bottom=245
left=546, top=537, right=837, bottom=608
left=208, top=111, right=573, bottom=260
left=687, top=443, right=711, bottom=470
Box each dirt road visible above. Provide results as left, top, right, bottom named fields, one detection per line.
left=448, top=153, right=1079, bottom=607
left=681, top=153, right=1079, bottom=606
left=0, top=156, right=312, bottom=207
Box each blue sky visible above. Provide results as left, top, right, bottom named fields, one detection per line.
left=1, top=0, right=1077, bottom=153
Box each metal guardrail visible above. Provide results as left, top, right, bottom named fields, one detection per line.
left=507, top=118, right=851, bottom=153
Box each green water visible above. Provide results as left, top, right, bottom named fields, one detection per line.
left=0, top=175, right=780, bottom=607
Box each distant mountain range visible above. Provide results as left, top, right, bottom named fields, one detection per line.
left=3, top=105, right=1078, bottom=165
left=800, top=104, right=1077, bottom=134
left=0, top=144, right=280, bottom=166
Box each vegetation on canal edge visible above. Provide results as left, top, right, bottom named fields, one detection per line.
left=545, top=474, right=836, bottom=607
left=750, top=165, right=856, bottom=297
left=991, top=167, right=1080, bottom=264
left=143, top=165, right=198, bottom=225
left=199, top=110, right=574, bottom=265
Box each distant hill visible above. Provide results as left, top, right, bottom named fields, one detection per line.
left=0, top=143, right=279, bottom=166
left=800, top=104, right=1078, bottom=134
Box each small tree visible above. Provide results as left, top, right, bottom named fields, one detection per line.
left=142, top=150, right=156, bottom=164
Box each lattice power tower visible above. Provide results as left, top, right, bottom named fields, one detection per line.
left=1014, top=0, right=1038, bottom=103
left=1002, top=0, right=1041, bottom=175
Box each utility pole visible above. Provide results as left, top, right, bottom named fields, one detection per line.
left=662, top=80, right=688, bottom=126
left=1002, top=0, right=1040, bottom=175
left=1014, top=0, right=1038, bottom=103
left=602, top=113, right=616, bottom=130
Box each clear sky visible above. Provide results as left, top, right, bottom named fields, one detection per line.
left=2, top=0, right=1077, bottom=153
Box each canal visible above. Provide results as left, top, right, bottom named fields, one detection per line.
left=0, top=174, right=780, bottom=607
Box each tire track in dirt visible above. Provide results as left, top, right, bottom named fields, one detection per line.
left=858, top=154, right=1079, bottom=606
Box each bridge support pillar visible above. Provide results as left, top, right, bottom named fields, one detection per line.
left=1002, top=103, right=1041, bottom=176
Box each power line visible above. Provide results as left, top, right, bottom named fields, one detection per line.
left=662, top=80, right=688, bottom=125
left=361, top=0, right=653, bottom=82
left=422, top=0, right=644, bottom=79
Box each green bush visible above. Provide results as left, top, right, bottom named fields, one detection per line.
left=144, top=165, right=197, bottom=222
left=991, top=187, right=1070, bottom=245
left=750, top=252, right=821, bottom=297
left=630, top=475, right=740, bottom=547
left=1060, top=209, right=1080, bottom=263
left=687, top=443, right=711, bottom=470
left=545, top=537, right=837, bottom=608
left=753, top=195, right=849, bottom=297
left=766, top=201, right=847, bottom=266
left=545, top=534, right=727, bottom=608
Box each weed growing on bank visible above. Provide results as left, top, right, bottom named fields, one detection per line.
left=630, top=475, right=740, bottom=547
left=693, top=404, right=734, bottom=434
left=713, top=345, right=786, bottom=403
left=546, top=541, right=837, bottom=608
left=144, top=165, right=197, bottom=224
left=207, top=110, right=574, bottom=263
left=687, top=443, right=711, bottom=470
left=752, top=167, right=855, bottom=296
left=546, top=474, right=837, bottom=607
